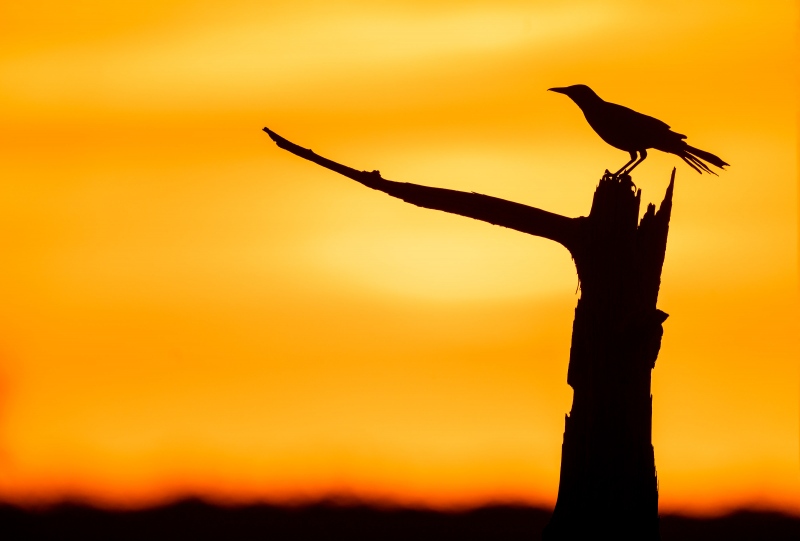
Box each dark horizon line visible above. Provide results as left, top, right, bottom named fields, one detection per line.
left=4, top=498, right=799, bottom=541
left=3, top=495, right=799, bottom=519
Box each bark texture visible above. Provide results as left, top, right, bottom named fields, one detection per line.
left=264, top=128, right=672, bottom=540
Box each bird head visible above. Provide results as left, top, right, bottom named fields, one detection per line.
left=548, top=84, right=601, bottom=107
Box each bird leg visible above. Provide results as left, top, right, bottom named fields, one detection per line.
left=624, top=149, right=647, bottom=175
left=613, top=151, right=638, bottom=177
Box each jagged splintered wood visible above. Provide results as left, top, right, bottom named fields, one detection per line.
left=544, top=172, right=671, bottom=541
left=264, top=127, right=672, bottom=540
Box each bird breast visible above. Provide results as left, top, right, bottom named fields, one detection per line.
left=583, top=109, right=642, bottom=152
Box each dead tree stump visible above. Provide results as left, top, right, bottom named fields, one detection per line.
left=543, top=172, right=671, bottom=541
left=263, top=128, right=673, bottom=540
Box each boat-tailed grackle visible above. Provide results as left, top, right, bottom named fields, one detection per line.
left=549, top=84, right=728, bottom=176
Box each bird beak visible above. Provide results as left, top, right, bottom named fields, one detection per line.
left=548, top=87, right=567, bottom=94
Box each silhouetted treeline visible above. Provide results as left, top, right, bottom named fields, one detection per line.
left=1, top=499, right=798, bottom=540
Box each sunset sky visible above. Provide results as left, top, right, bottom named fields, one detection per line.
left=0, top=0, right=797, bottom=517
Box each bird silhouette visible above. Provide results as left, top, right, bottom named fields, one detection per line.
left=549, top=84, right=728, bottom=176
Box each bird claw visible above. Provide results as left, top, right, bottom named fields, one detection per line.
left=603, top=169, right=637, bottom=190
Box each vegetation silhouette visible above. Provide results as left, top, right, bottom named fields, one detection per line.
left=548, top=84, right=728, bottom=176
left=264, top=124, right=678, bottom=539
left=2, top=500, right=799, bottom=541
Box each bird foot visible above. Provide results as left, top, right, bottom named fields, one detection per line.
left=604, top=170, right=637, bottom=190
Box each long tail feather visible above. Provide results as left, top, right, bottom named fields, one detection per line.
left=680, top=151, right=716, bottom=175
left=685, top=145, right=729, bottom=169
left=679, top=154, right=703, bottom=174
left=672, top=143, right=727, bottom=175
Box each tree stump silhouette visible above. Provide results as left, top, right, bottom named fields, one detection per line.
left=543, top=172, right=670, bottom=541
left=264, top=128, right=671, bottom=540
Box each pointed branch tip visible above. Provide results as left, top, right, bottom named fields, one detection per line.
left=666, top=168, right=675, bottom=198
left=263, top=127, right=280, bottom=143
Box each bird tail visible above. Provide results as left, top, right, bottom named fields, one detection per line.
left=678, top=145, right=729, bottom=175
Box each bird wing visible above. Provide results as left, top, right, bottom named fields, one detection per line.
left=605, top=102, right=687, bottom=139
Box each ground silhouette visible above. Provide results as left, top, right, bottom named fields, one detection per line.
left=2, top=500, right=798, bottom=541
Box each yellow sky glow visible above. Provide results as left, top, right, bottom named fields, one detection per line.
left=0, top=0, right=797, bottom=516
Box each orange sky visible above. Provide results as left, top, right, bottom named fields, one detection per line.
left=0, top=0, right=798, bottom=516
